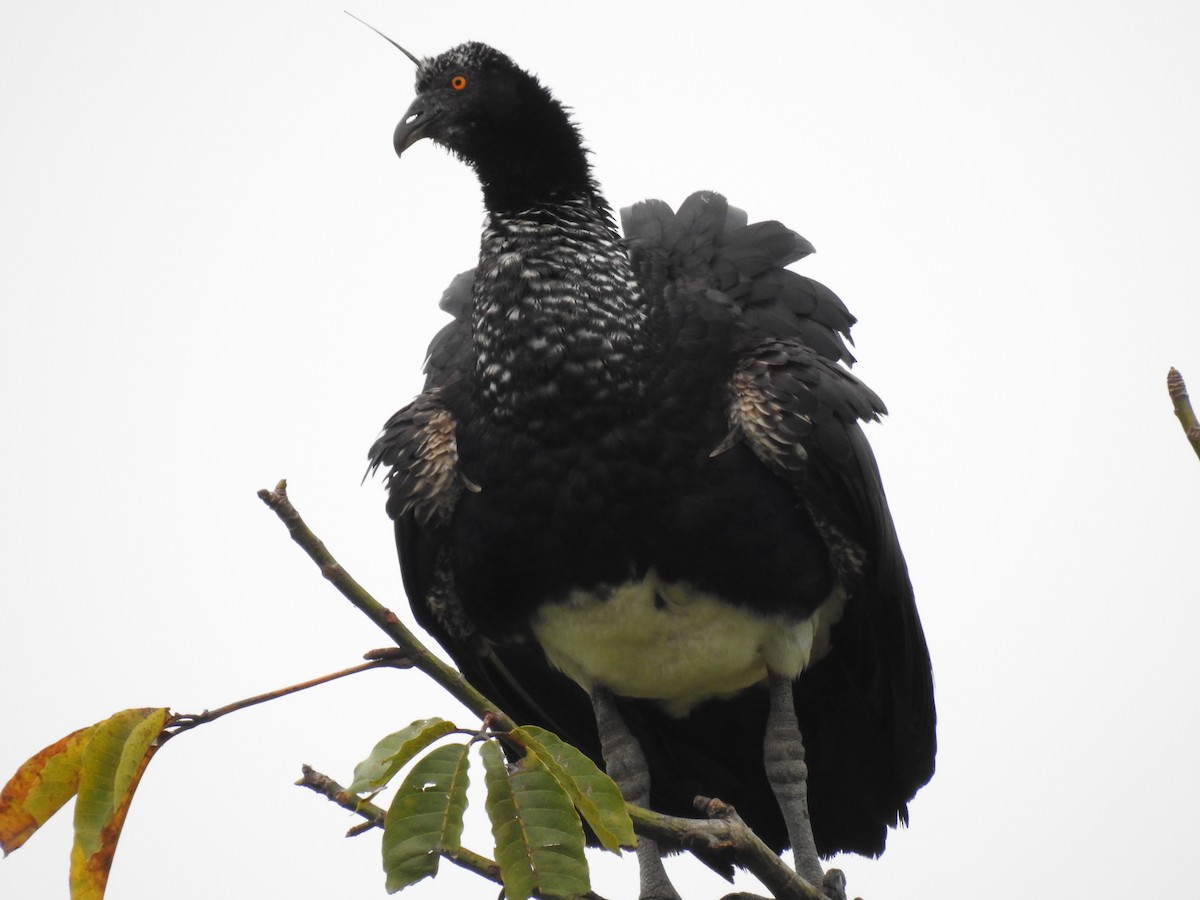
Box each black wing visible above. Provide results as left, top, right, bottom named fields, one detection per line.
left=620, top=194, right=934, bottom=854
left=621, top=190, right=858, bottom=365
left=419, top=269, right=473, bottom=390
left=723, top=336, right=936, bottom=854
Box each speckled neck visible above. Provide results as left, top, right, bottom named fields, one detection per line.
left=471, top=198, right=655, bottom=428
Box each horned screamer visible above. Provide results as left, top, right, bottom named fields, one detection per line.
left=368, top=38, right=936, bottom=899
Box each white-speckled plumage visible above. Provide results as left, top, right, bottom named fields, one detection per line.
left=473, top=201, right=650, bottom=417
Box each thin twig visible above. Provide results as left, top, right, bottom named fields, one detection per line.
left=1168, top=368, right=1200, bottom=460
left=160, top=657, right=409, bottom=744
left=296, top=763, right=386, bottom=830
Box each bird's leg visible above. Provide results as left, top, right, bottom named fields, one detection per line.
left=590, top=687, right=682, bottom=900
left=764, top=671, right=826, bottom=888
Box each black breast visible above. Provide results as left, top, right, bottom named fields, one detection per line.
left=447, top=371, right=837, bottom=639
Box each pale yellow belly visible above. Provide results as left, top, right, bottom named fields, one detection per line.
left=531, top=569, right=846, bottom=717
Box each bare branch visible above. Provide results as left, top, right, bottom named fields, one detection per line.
left=296, top=763, right=386, bottom=830
left=257, top=480, right=517, bottom=731
left=1167, top=368, right=1200, bottom=460
left=628, top=798, right=832, bottom=900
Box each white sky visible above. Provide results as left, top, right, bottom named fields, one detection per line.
left=3, top=2, right=1200, bottom=898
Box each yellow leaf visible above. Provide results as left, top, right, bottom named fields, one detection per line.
left=69, top=708, right=168, bottom=900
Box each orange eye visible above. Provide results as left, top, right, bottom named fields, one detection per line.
left=450, top=75, right=468, bottom=91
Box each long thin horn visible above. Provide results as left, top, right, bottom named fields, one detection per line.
left=344, top=11, right=421, bottom=67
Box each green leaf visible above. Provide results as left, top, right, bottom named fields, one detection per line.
left=513, top=725, right=634, bottom=853
left=348, top=718, right=456, bottom=795
left=0, top=725, right=94, bottom=855
left=382, top=742, right=471, bottom=893
left=481, top=740, right=590, bottom=900
left=70, top=708, right=169, bottom=900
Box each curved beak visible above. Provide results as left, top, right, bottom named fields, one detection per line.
left=394, top=95, right=439, bottom=157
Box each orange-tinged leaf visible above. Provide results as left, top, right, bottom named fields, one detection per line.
left=0, top=725, right=94, bottom=855
left=69, top=708, right=168, bottom=900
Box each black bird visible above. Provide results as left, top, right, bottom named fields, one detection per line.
left=368, top=39, right=935, bottom=898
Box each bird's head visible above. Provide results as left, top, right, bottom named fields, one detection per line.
left=390, top=40, right=597, bottom=212
left=393, top=43, right=528, bottom=159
